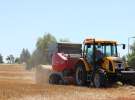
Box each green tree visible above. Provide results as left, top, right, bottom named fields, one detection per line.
left=128, top=40, right=135, bottom=68
left=15, top=57, right=20, bottom=64
left=20, top=48, right=31, bottom=69
left=59, top=38, right=70, bottom=42
left=6, top=55, right=15, bottom=64
left=122, top=55, right=126, bottom=62
left=0, top=54, right=4, bottom=63
left=20, top=48, right=31, bottom=64
left=36, top=33, right=57, bottom=51
left=130, top=42, right=135, bottom=54
left=27, top=33, right=57, bottom=69
left=128, top=56, right=135, bottom=67
left=27, top=49, right=47, bottom=68
left=6, top=56, right=10, bottom=63
left=36, top=33, right=57, bottom=64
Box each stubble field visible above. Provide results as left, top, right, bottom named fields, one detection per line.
left=0, top=64, right=135, bottom=100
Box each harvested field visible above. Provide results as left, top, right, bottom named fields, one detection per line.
left=0, top=64, right=135, bottom=100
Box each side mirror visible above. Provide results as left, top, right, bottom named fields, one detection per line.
left=123, top=44, right=126, bottom=49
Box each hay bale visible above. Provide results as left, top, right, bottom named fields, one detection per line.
left=35, top=65, right=53, bottom=84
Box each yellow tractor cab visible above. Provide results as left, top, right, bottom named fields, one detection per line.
left=82, top=38, right=125, bottom=73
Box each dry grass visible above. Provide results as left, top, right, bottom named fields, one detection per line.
left=35, top=65, right=52, bottom=84
left=0, top=64, right=135, bottom=100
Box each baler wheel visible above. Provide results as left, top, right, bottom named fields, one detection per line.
left=49, top=73, right=62, bottom=85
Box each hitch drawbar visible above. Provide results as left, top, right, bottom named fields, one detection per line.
left=121, top=70, right=135, bottom=78
left=120, top=70, right=135, bottom=85
left=121, top=71, right=135, bottom=74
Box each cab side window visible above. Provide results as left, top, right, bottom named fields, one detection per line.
left=86, top=45, right=93, bottom=63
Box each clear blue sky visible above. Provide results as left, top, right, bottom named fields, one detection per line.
left=0, top=0, right=135, bottom=59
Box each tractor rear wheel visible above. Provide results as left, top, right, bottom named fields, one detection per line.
left=75, top=64, right=87, bottom=86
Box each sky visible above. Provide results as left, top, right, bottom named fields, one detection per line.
left=0, top=0, right=135, bottom=60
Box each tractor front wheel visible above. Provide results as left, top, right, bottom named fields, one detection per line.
left=93, top=71, right=107, bottom=88
left=75, top=64, right=86, bottom=86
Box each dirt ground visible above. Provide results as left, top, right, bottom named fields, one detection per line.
left=0, top=64, right=135, bottom=100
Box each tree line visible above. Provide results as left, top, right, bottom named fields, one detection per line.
left=0, top=54, right=20, bottom=64
left=0, top=33, right=69, bottom=68
left=127, top=41, right=135, bottom=67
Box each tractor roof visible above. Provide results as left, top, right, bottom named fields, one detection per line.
left=84, top=38, right=117, bottom=44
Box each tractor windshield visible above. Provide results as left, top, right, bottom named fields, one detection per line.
left=105, top=44, right=117, bottom=57
left=92, top=44, right=117, bottom=57
left=85, top=43, right=118, bottom=59
left=95, top=44, right=117, bottom=57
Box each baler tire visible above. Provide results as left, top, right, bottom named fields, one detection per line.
left=49, top=74, right=62, bottom=85
left=75, top=64, right=87, bottom=86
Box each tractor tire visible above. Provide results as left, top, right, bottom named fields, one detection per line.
left=93, top=71, right=107, bottom=88
left=49, top=73, right=63, bottom=85
left=75, top=64, right=87, bottom=86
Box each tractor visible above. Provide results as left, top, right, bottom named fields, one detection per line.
left=49, top=38, right=135, bottom=88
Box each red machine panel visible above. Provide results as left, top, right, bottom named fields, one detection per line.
left=52, top=53, right=68, bottom=72
left=51, top=42, right=82, bottom=72
left=52, top=53, right=80, bottom=72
